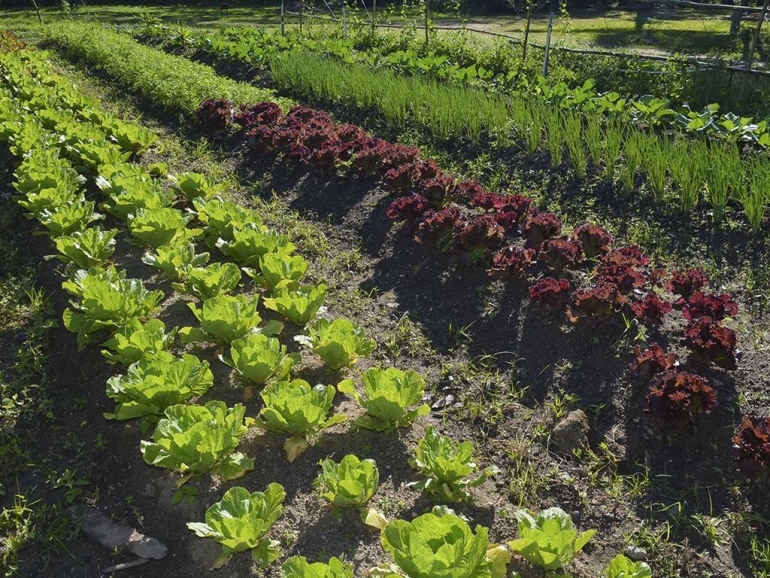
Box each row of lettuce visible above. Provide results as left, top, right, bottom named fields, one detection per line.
left=77, top=21, right=770, bottom=233
left=0, top=44, right=656, bottom=577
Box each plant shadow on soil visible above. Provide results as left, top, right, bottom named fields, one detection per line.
left=236, top=146, right=753, bottom=521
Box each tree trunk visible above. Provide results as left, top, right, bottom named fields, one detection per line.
left=730, top=0, right=749, bottom=36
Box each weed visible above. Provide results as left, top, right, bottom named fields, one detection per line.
left=548, top=391, right=579, bottom=420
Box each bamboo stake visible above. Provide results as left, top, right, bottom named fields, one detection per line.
left=740, top=0, right=770, bottom=100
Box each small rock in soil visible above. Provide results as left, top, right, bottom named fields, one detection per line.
left=552, top=410, right=590, bottom=456
left=66, top=505, right=168, bottom=560
left=624, top=545, right=648, bottom=561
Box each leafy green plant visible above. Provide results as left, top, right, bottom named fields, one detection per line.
left=263, top=284, right=327, bottom=325
left=182, top=294, right=282, bottom=345
left=408, top=425, right=500, bottom=503
left=187, top=484, right=285, bottom=570
left=253, top=252, right=309, bottom=290
left=62, top=266, right=164, bottom=347
left=128, top=207, right=199, bottom=249
left=38, top=199, right=103, bottom=237
left=302, top=318, right=376, bottom=369
left=170, top=171, right=224, bottom=201
left=104, top=119, right=158, bottom=156
left=101, top=318, right=177, bottom=365
left=507, top=507, right=595, bottom=573
left=376, top=506, right=510, bottom=578
left=313, top=454, right=387, bottom=528
left=280, top=556, right=354, bottom=578
left=105, top=351, right=214, bottom=423
left=193, top=196, right=261, bottom=243
left=216, top=223, right=295, bottom=267
left=224, top=333, right=300, bottom=385
left=338, top=367, right=429, bottom=431
left=172, top=261, right=241, bottom=300
left=43, top=23, right=283, bottom=114
left=605, top=554, right=651, bottom=578
left=253, top=379, right=346, bottom=461
left=51, top=227, right=118, bottom=269
left=314, top=454, right=379, bottom=508
left=141, top=241, right=210, bottom=281
left=100, top=179, right=173, bottom=221
left=17, top=183, right=81, bottom=218
left=140, top=400, right=254, bottom=486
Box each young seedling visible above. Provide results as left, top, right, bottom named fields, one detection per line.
left=187, top=484, right=285, bottom=570
left=508, top=507, right=595, bottom=573
left=313, top=454, right=386, bottom=529
left=408, top=425, right=500, bottom=503
left=301, top=318, right=376, bottom=369
left=280, top=556, right=353, bottom=578
left=253, top=379, right=346, bottom=462
left=338, top=367, right=429, bottom=432
left=140, top=400, right=254, bottom=486
left=376, top=506, right=511, bottom=578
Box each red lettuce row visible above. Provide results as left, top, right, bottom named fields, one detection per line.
left=197, top=98, right=746, bottom=446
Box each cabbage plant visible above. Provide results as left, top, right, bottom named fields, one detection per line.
left=409, top=425, right=500, bottom=503
left=303, top=318, right=376, bottom=369
left=314, top=454, right=379, bottom=508
left=193, top=196, right=261, bottom=243
left=104, top=119, right=158, bottom=156
left=172, top=261, right=241, bottom=300
left=18, top=184, right=81, bottom=217
left=377, top=506, right=510, bottom=578
left=263, top=284, right=327, bottom=326
left=338, top=367, right=429, bottom=432
left=508, top=507, right=595, bottom=572
left=140, top=400, right=254, bottom=486
left=101, top=318, right=177, bottom=365
left=313, top=454, right=386, bottom=529
left=255, top=252, right=309, bottom=290
left=52, top=227, right=118, bottom=269
left=216, top=223, right=295, bottom=267
left=101, top=180, right=173, bottom=221
left=105, top=351, right=213, bottom=423
left=142, top=241, right=210, bottom=281
left=127, top=207, right=200, bottom=248
left=280, top=556, right=353, bottom=578
left=62, top=266, right=164, bottom=347
left=39, top=199, right=103, bottom=236
left=170, top=171, right=223, bottom=201
left=224, top=333, right=300, bottom=385
left=182, top=293, right=282, bottom=345
left=187, top=484, right=285, bottom=570
left=254, top=379, right=346, bottom=462
left=605, top=554, right=651, bottom=578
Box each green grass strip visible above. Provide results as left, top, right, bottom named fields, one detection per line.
left=42, top=22, right=292, bottom=114
left=270, top=50, right=513, bottom=142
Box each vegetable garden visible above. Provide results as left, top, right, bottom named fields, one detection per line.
left=2, top=10, right=770, bottom=578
